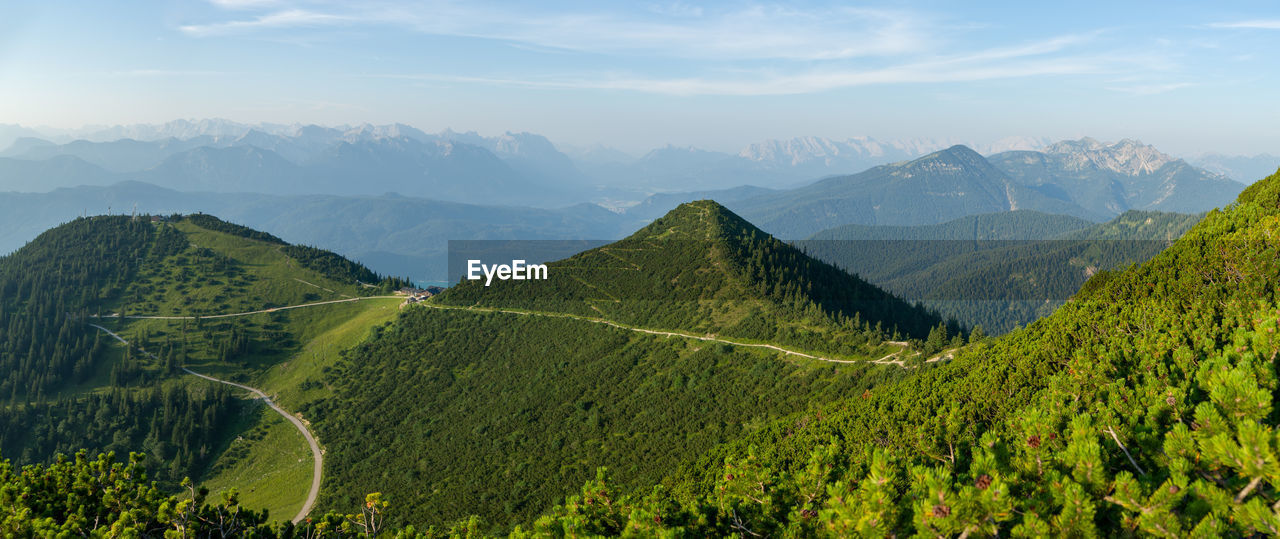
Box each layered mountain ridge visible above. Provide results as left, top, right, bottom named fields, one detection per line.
left=6, top=119, right=1247, bottom=204
left=0, top=124, right=588, bottom=207
left=726, top=140, right=1241, bottom=237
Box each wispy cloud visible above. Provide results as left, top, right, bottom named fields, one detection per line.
left=181, top=2, right=938, bottom=61
left=1105, top=82, right=1194, bottom=95
left=369, top=34, right=1113, bottom=96
left=1209, top=19, right=1280, bottom=30
left=182, top=1, right=1172, bottom=97
left=180, top=9, right=354, bottom=36
left=208, top=0, right=283, bottom=9
left=645, top=2, right=704, bottom=18
left=111, top=69, right=232, bottom=77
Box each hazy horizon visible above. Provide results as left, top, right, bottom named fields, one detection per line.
left=0, top=118, right=1115, bottom=159
left=2, top=1, right=1279, bottom=156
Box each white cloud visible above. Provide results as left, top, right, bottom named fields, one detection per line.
left=180, top=9, right=354, bottom=36
left=111, top=69, right=231, bottom=77
left=183, top=2, right=1166, bottom=97
left=1105, top=82, right=1194, bottom=96
left=208, top=0, right=283, bottom=9
left=1209, top=19, right=1280, bottom=30
left=644, top=2, right=703, bottom=18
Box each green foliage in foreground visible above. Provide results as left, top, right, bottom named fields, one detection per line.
left=0, top=450, right=437, bottom=538
left=528, top=311, right=1280, bottom=537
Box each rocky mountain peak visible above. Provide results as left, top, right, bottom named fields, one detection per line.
left=491, top=132, right=560, bottom=157
left=1043, top=137, right=1176, bottom=176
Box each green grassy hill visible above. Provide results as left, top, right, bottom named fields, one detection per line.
left=439, top=200, right=950, bottom=355
left=313, top=309, right=906, bottom=531
left=0, top=213, right=405, bottom=520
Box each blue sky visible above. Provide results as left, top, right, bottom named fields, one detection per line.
left=1, top=1, right=1278, bottom=155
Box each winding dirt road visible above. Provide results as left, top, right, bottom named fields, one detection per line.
left=181, top=368, right=322, bottom=524
left=97, top=294, right=940, bottom=367
left=93, top=296, right=399, bottom=321
left=89, top=323, right=322, bottom=524
left=413, top=303, right=952, bottom=367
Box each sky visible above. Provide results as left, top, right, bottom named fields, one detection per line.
left=0, top=1, right=1278, bottom=156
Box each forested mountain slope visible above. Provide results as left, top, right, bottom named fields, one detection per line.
left=521, top=169, right=1280, bottom=536
left=439, top=200, right=950, bottom=355
left=312, top=309, right=908, bottom=531
left=807, top=209, right=1095, bottom=241
left=802, top=210, right=1202, bottom=333
left=0, top=216, right=246, bottom=484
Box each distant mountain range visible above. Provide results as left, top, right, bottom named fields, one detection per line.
left=738, top=134, right=1050, bottom=170
left=576, top=135, right=1054, bottom=192
left=1190, top=152, right=1280, bottom=184
left=0, top=124, right=592, bottom=207
left=0, top=119, right=1252, bottom=286
left=2, top=120, right=1261, bottom=208
left=696, top=138, right=1241, bottom=237
left=0, top=136, right=1244, bottom=283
